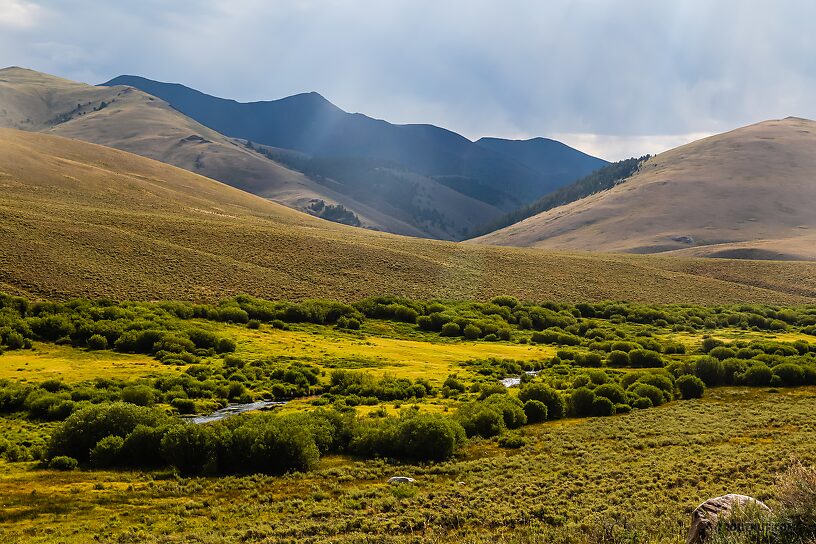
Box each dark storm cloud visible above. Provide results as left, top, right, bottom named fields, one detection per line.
left=1, top=0, right=814, bottom=159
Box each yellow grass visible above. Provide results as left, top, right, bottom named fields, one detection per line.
left=0, top=343, right=172, bottom=383
left=229, top=324, right=556, bottom=382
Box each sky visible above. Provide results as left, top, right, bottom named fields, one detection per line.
left=1, top=0, right=814, bottom=160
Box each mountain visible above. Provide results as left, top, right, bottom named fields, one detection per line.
left=0, top=67, right=497, bottom=239
left=469, top=156, right=650, bottom=238
left=473, top=118, right=816, bottom=261
left=475, top=137, right=607, bottom=189
left=103, top=75, right=607, bottom=208
left=2, top=127, right=813, bottom=304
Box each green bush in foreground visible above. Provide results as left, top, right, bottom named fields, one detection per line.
left=676, top=375, right=705, bottom=399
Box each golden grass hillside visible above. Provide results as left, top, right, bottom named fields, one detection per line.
left=474, top=117, right=816, bottom=260
left=2, top=128, right=816, bottom=304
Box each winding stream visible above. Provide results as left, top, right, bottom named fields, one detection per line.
left=188, top=400, right=286, bottom=424
left=500, top=370, right=539, bottom=388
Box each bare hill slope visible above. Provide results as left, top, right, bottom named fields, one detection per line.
left=1, top=128, right=816, bottom=304
left=474, top=118, right=816, bottom=260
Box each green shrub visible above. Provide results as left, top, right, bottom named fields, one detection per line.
left=591, top=396, right=615, bottom=416
left=171, top=398, right=196, bottom=414
left=709, top=346, right=737, bottom=360
left=86, top=334, right=109, bottom=350
left=523, top=400, right=548, bottom=423
left=741, top=363, right=773, bottom=386
left=629, top=383, right=664, bottom=406
left=121, top=385, right=156, bottom=407
left=441, top=322, right=461, bottom=337
left=48, top=403, right=169, bottom=462
left=593, top=383, right=626, bottom=404
left=676, top=375, right=705, bottom=399
left=607, top=350, right=630, bottom=366
left=773, top=363, right=806, bottom=386
left=569, top=387, right=596, bottom=417
left=497, top=433, right=527, bottom=449
left=701, top=338, right=725, bottom=353
left=90, top=435, right=125, bottom=468
left=483, top=394, right=527, bottom=429
left=160, top=424, right=219, bottom=475
left=695, top=356, right=725, bottom=386
left=463, top=324, right=481, bottom=340
left=518, top=383, right=565, bottom=419
left=455, top=404, right=505, bottom=438
left=629, top=349, right=664, bottom=368
left=632, top=397, right=653, bottom=409
left=48, top=455, right=78, bottom=471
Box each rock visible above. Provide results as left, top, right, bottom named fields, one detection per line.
left=387, top=476, right=415, bottom=484
left=687, top=494, right=772, bottom=544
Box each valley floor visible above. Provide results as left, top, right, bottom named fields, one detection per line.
left=1, top=387, right=815, bottom=543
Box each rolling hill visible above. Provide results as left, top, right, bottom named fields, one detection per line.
left=474, top=117, right=816, bottom=260
left=0, top=66, right=500, bottom=239
left=103, top=75, right=607, bottom=208
left=1, top=127, right=816, bottom=305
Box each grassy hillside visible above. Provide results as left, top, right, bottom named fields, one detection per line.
left=2, top=128, right=816, bottom=304
left=475, top=118, right=816, bottom=260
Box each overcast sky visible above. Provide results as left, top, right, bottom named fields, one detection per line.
left=1, top=0, right=814, bottom=160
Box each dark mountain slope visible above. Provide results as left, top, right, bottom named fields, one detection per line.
left=103, top=75, right=607, bottom=207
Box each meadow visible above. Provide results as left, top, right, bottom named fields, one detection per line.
left=1, top=293, right=816, bottom=543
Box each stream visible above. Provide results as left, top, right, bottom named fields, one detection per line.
left=500, top=371, right=539, bottom=388
left=188, top=400, right=287, bottom=424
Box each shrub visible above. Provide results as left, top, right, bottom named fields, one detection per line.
left=160, top=424, right=219, bottom=475
left=171, top=398, right=196, bottom=414
left=90, top=435, right=125, bottom=468
left=629, top=349, right=664, bottom=368
left=591, top=396, right=615, bottom=416
left=483, top=394, right=527, bottom=429
left=523, top=400, right=548, bottom=423
left=48, top=403, right=168, bottom=462
left=518, top=383, right=565, bottom=419
left=216, top=338, right=236, bottom=353
left=593, top=383, right=626, bottom=405
left=463, top=324, right=481, bottom=340
left=395, top=414, right=465, bottom=460
left=701, top=338, right=725, bottom=353
left=569, top=387, right=596, bottom=417
left=443, top=376, right=466, bottom=393
left=773, top=363, right=805, bottom=386
left=632, top=397, right=653, bottom=409
left=48, top=456, right=78, bottom=471
left=607, top=350, right=630, bottom=367
left=441, top=322, right=461, bottom=337
left=694, top=356, right=725, bottom=386
left=87, top=334, right=109, bottom=350
left=456, top=404, right=505, bottom=438
left=742, top=363, right=774, bottom=387
left=629, top=383, right=664, bottom=406
left=247, top=319, right=261, bottom=329
left=121, top=385, right=156, bottom=407
left=709, top=346, right=737, bottom=360
left=676, top=375, right=705, bottom=399
left=497, top=433, right=527, bottom=449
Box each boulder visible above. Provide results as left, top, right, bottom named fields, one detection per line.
left=387, top=476, right=415, bottom=484
left=687, top=494, right=772, bottom=544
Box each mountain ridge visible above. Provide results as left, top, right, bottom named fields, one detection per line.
left=102, top=74, right=608, bottom=206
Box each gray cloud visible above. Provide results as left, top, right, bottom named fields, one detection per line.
left=1, top=0, right=814, bottom=159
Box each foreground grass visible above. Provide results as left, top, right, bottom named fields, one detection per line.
left=2, top=387, right=815, bottom=543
